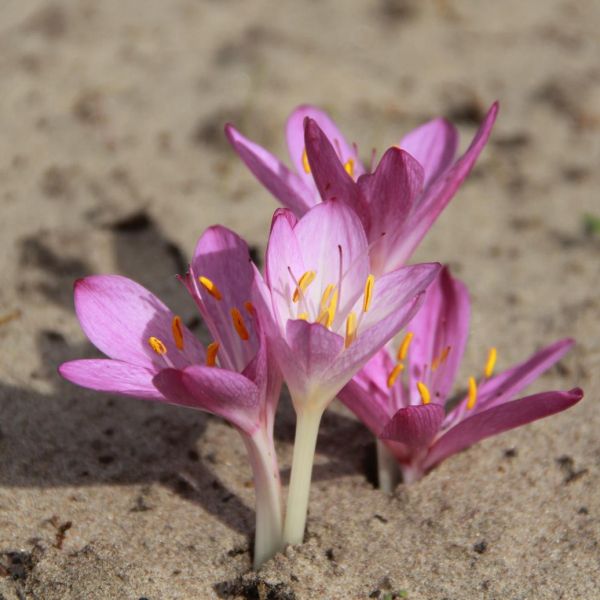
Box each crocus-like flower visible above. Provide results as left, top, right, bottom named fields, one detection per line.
left=59, top=226, right=283, bottom=569
left=226, top=103, right=498, bottom=275
left=339, top=266, right=583, bottom=487
left=259, top=198, right=441, bottom=543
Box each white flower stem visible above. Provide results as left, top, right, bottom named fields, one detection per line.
left=282, top=404, right=324, bottom=546
left=243, top=428, right=283, bottom=570
left=376, top=439, right=401, bottom=494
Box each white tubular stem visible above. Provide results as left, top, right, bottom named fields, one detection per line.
left=243, top=428, right=283, bottom=570
left=282, top=405, right=324, bottom=546
left=376, top=438, right=401, bottom=494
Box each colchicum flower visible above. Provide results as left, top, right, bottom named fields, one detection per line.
left=259, top=198, right=441, bottom=543
left=339, top=267, right=583, bottom=488
left=226, top=102, right=498, bottom=275
left=59, top=226, right=283, bottom=569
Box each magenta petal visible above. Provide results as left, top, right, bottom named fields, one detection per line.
left=407, top=266, right=470, bottom=406
left=59, top=359, right=163, bottom=399
left=304, top=119, right=368, bottom=225
left=225, top=123, right=314, bottom=216
left=425, top=388, right=584, bottom=470
left=399, top=117, right=459, bottom=187
left=386, top=102, right=499, bottom=269
left=283, top=319, right=344, bottom=400
left=286, top=105, right=365, bottom=186
left=380, top=403, right=445, bottom=451
left=153, top=365, right=260, bottom=434
left=338, top=376, right=391, bottom=437
left=74, top=275, right=203, bottom=370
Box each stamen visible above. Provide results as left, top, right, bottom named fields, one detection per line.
left=431, top=345, right=451, bottom=371
left=345, top=311, right=357, bottom=348
left=467, top=376, right=478, bottom=410
left=344, top=158, right=355, bottom=177
left=301, top=148, right=311, bottom=174
left=417, top=381, right=431, bottom=405
left=397, top=332, right=414, bottom=362
left=293, top=271, right=316, bottom=303
left=316, top=310, right=330, bottom=327
left=387, top=363, right=404, bottom=388
left=171, top=316, right=184, bottom=351
left=484, top=347, right=497, bottom=378
left=148, top=336, right=167, bottom=355
left=230, top=308, right=250, bottom=341
left=297, top=312, right=308, bottom=321
left=206, top=341, right=219, bottom=367
left=362, top=274, right=375, bottom=312
left=319, top=284, right=336, bottom=314
left=244, top=301, right=255, bottom=315
left=198, top=276, right=222, bottom=301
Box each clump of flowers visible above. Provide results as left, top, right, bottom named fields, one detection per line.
left=60, top=102, right=583, bottom=569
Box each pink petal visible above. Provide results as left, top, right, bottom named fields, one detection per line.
left=357, top=147, right=424, bottom=275
left=59, top=359, right=163, bottom=399
left=448, top=338, right=575, bottom=426
left=286, top=105, right=365, bottom=190
left=153, top=365, right=261, bottom=434
left=399, top=117, right=459, bottom=187
left=303, top=119, right=369, bottom=226
left=282, top=319, right=344, bottom=401
left=425, top=388, right=584, bottom=471
left=385, top=102, right=499, bottom=270
left=293, top=199, right=370, bottom=320
left=74, top=275, right=203, bottom=370
left=407, top=266, right=470, bottom=407
left=225, top=123, right=314, bottom=216
left=380, top=403, right=445, bottom=452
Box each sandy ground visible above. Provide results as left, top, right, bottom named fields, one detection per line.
left=0, top=0, right=599, bottom=598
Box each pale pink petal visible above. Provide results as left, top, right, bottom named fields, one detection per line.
left=399, top=117, right=459, bottom=187
left=59, top=359, right=163, bottom=399
left=384, top=102, right=499, bottom=270
left=153, top=365, right=261, bottom=434
left=225, top=123, right=314, bottom=216
left=286, top=105, right=365, bottom=190
left=357, top=147, right=424, bottom=275
left=74, top=275, right=203, bottom=370
left=407, top=267, right=470, bottom=407
left=425, top=388, right=584, bottom=471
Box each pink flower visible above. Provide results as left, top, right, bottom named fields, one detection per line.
left=226, top=103, right=498, bottom=275
left=339, top=267, right=583, bottom=485
left=59, top=226, right=283, bottom=569
left=259, top=198, right=441, bottom=543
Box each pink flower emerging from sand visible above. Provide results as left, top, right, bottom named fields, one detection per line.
left=59, top=226, right=283, bottom=568
left=259, top=199, right=441, bottom=543
left=339, top=267, right=583, bottom=486
left=226, top=103, right=498, bottom=275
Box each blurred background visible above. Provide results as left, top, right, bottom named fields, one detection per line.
left=0, top=1, right=598, bottom=598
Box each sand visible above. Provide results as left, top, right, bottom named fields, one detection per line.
left=0, top=0, right=599, bottom=598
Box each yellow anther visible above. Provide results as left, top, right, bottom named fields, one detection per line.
left=297, top=312, right=308, bottom=321
left=148, top=336, right=167, bottom=355
left=171, top=316, right=184, bottom=351
left=198, top=276, right=222, bottom=301
left=432, top=345, right=451, bottom=371
left=397, top=332, right=414, bottom=362
left=206, top=341, right=219, bottom=367
left=301, top=148, right=311, bottom=174
left=484, top=347, right=497, bottom=378
left=362, top=274, right=375, bottom=312
left=417, top=381, right=431, bottom=405
left=244, top=301, right=255, bottom=315
left=316, top=310, right=331, bottom=327
left=467, top=376, right=478, bottom=410
left=293, top=270, right=316, bottom=303
left=345, top=311, right=358, bottom=348
left=230, top=308, right=250, bottom=341
left=319, top=284, right=336, bottom=314
left=387, top=363, right=404, bottom=388
left=344, top=158, right=355, bottom=177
